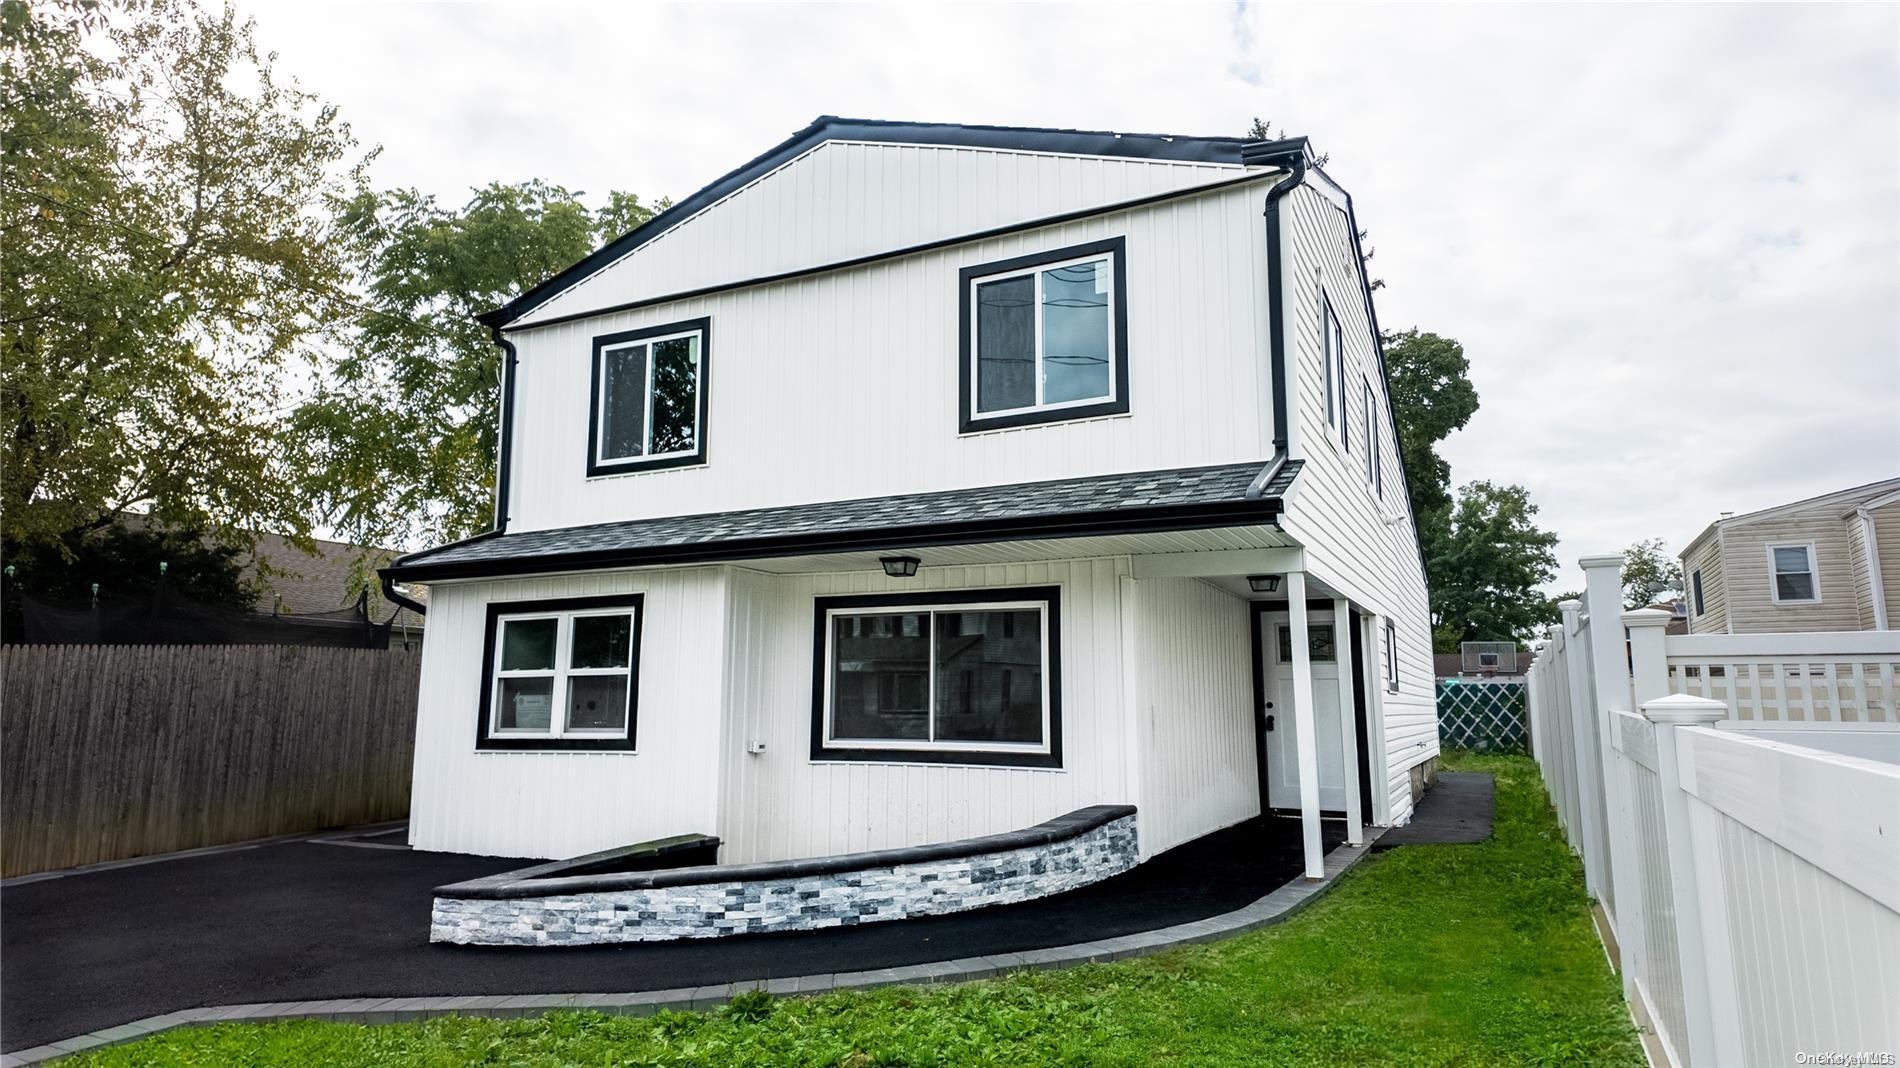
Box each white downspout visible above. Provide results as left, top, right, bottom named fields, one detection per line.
left=1858, top=507, right=1889, bottom=630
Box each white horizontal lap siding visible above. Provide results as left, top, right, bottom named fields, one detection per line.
left=1721, top=513, right=1865, bottom=633
left=1134, top=577, right=1258, bottom=855
left=1275, top=187, right=1436, bottom=825
left=407, top=568, right=727, bottom=859
left=503, top=182, right=1272, bottom=532
left=717, top=558, right=1133, bottom=864
left=516, top=141, right=1244, bottom=328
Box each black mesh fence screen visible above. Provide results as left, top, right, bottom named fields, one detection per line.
left=12, top=586, right=390, bottom=648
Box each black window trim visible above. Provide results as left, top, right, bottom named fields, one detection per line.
left=1691, top=569, right=1706, bottom=616
left=477, top=593, right=645, bottom=752
left=958, top=237, right=1129, bottom=434
left=586, top=317, right=712, bottom=477
left=1384, top=619, right=1399, bottom=693
left=809, top=586, right=1063, bottom=768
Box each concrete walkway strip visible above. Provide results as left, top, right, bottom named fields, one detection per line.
left=6, top=829, right=1385, bottom=1066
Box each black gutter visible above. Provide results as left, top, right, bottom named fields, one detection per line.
left=380, top=572, right=429, bottom=618
left=479, top=116, right=1261, bottom=330
left=491, top=326, right=518, bottom=533
left=494, top=170, right=1278, bottom=336
left=1240, top=137, right=1311, bottom=498
left=382, top=497, right=1286, bottom=584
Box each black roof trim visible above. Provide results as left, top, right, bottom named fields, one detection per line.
left=478, top=116, right=1263, bottom=329
left=383, top=460, right=1301, bottom=583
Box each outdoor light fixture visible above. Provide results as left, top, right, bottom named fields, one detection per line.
left=1247, top=574, right=1282, bottom=594
left=880, top=555, right=921, bottom=578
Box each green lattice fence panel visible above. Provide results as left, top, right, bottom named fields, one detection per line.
left=1437, top=678, right=1527, bottom=753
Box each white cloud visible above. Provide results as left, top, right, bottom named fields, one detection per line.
left=245, top=0, right=1898, bottom=588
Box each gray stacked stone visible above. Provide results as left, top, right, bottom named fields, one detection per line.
left=432, top=814, right=1137, bottom=946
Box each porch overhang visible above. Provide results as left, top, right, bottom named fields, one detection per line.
left=382, top=460, right=1302, bottom=584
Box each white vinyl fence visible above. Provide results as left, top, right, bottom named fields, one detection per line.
left=1527, top=555, right=1900, bottom=1068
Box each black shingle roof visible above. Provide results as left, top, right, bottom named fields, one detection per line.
left=385, top=460, right=1301, bottom=582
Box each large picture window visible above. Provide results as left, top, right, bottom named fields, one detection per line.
left=811, top=587, right=1062, bottom=767
left=959, top=238, right=1128, bottom=433
left=588, top=319, right=710, bottom=476
left=477, top=594, right=643, bottom=751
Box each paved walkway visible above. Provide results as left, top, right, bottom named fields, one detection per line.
left=3, top=816, right=1343, bottom=1053
left=1372, top=772, right=1495, bottom=848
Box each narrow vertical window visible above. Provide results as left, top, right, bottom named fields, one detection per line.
left=1691, top=569, right=1706, bottom=616
left=1384, top=619, right=1399, bottom=693
left=1362, top=380, right=1377, bottom=485
left=588, top=319, right=710, bottom=475
left=961, top=239, right=1128, bottom=433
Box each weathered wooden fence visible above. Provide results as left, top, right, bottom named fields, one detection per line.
left=2, top=644, right=420, bottom=877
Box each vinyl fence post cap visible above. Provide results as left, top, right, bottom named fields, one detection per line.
left=1577, top=554, right=1624, bottom=571
left=1621, top=608, right=1673, bottom=628
left=1640, top=693, right=1727, bottom=725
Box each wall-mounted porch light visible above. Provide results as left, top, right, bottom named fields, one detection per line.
left=1247, top=574, right=1282, bottom=594
left=880, top=555, right=921, bottom=578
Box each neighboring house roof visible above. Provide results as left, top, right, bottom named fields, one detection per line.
left=478, top=116, right=1262, bottom=330
left=386, top=460, right=1301, bottom=582
left=245, top=531, right=425, bottom=630
left=1679, top=476, right=1900, bottom=560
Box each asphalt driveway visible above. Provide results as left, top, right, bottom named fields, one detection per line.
left=1, top=816, right=1340, bottom=1051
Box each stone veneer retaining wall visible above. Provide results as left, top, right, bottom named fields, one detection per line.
left=432, top=810, right=1138, bottom=946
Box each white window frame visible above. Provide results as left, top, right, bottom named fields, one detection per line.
left=967, top=250, right=1119, bottom=421
left=596, top=326, right=704, bottom=467
left=489, top=607, right=637, bottom=741
left=1362, top=379, right=1378, bottom=486
left=821, top=598, right=1053, bottom=756
left=1765, top=541, right=1821, bottom=605
left=1384, top=619, right=1399, bottom=693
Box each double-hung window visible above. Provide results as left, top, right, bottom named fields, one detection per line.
left=1766, top=542, right=1820, bottom=604
left=479, top=594, right=642, bottom=751
left=588, top=318, right=710, bottom=475
left=1322, top=294, right=1347, bottom=450
left=959, top=238, right=1127, bottom=433
left=812, top=587, right=1061, bottom=767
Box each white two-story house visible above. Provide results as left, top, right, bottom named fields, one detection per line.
left=383, top=117, right=1437, bottom=882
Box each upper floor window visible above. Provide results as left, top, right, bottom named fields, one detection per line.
left=479, top=594, right=643, bottom=752
left=813, top=587, right=1062, bottom=768
left=959, top=238, right=1128, bottom=433
left=1691, top=569, right=1706, bottom=615
left=1766, top=542, right=1819, bottom=604
left=1322, top=294, right=1347, bottom=450
left=589, top=318, right=710, bottom=476
left=1362, top=380, right=1378, bottom=487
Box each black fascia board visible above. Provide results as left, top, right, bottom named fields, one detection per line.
left=382, top=496, right=1285, bottom=584
left=478, top=116, right=1261, bottom=330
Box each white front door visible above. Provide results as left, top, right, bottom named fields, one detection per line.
left=1261, top=610, right=1349, bottom=812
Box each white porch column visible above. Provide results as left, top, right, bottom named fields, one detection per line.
left=1285, top=571, right=1325, bottom=878
left=1332, top=597, right=1363, bottom=845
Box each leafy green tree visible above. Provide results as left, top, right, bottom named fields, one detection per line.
left=292, top=182, right=666, bottom=549
left=1429, top=481, right=1560, bottom=650
left=1621, top=537, right=1684, bottom=610
left=1, top=0, right=367, bottom=563
left=1383, top=329, right=1480, bottom=522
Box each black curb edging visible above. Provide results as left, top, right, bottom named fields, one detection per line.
left=1, top=829, right=1383, bottom=1066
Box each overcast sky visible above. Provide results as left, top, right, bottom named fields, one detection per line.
left=247, top=1, right=1899, bottom=590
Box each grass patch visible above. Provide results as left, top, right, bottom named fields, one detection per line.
left=64, top=753, right=1639, bottom=1066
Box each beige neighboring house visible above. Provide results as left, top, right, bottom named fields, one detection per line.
left=1678, top=477, right=1900, bottom=634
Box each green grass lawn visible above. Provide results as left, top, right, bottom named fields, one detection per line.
left=64, top=753, right=1641, bottom=1066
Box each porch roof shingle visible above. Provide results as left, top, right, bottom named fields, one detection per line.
left=384, top=460, right=1301, bottom=582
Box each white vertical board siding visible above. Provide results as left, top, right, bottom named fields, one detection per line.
left=1274, top=186, right=1437, bottom=825
left=407, top=568, right=728, bottom=859
left=1133, top=577, right=1259, bottom=855
left=717, top=558, right=1136, bottom=864
left=516, top=141, right=1245, bottom=328
left=502, top=181, right=1274, bottom=532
